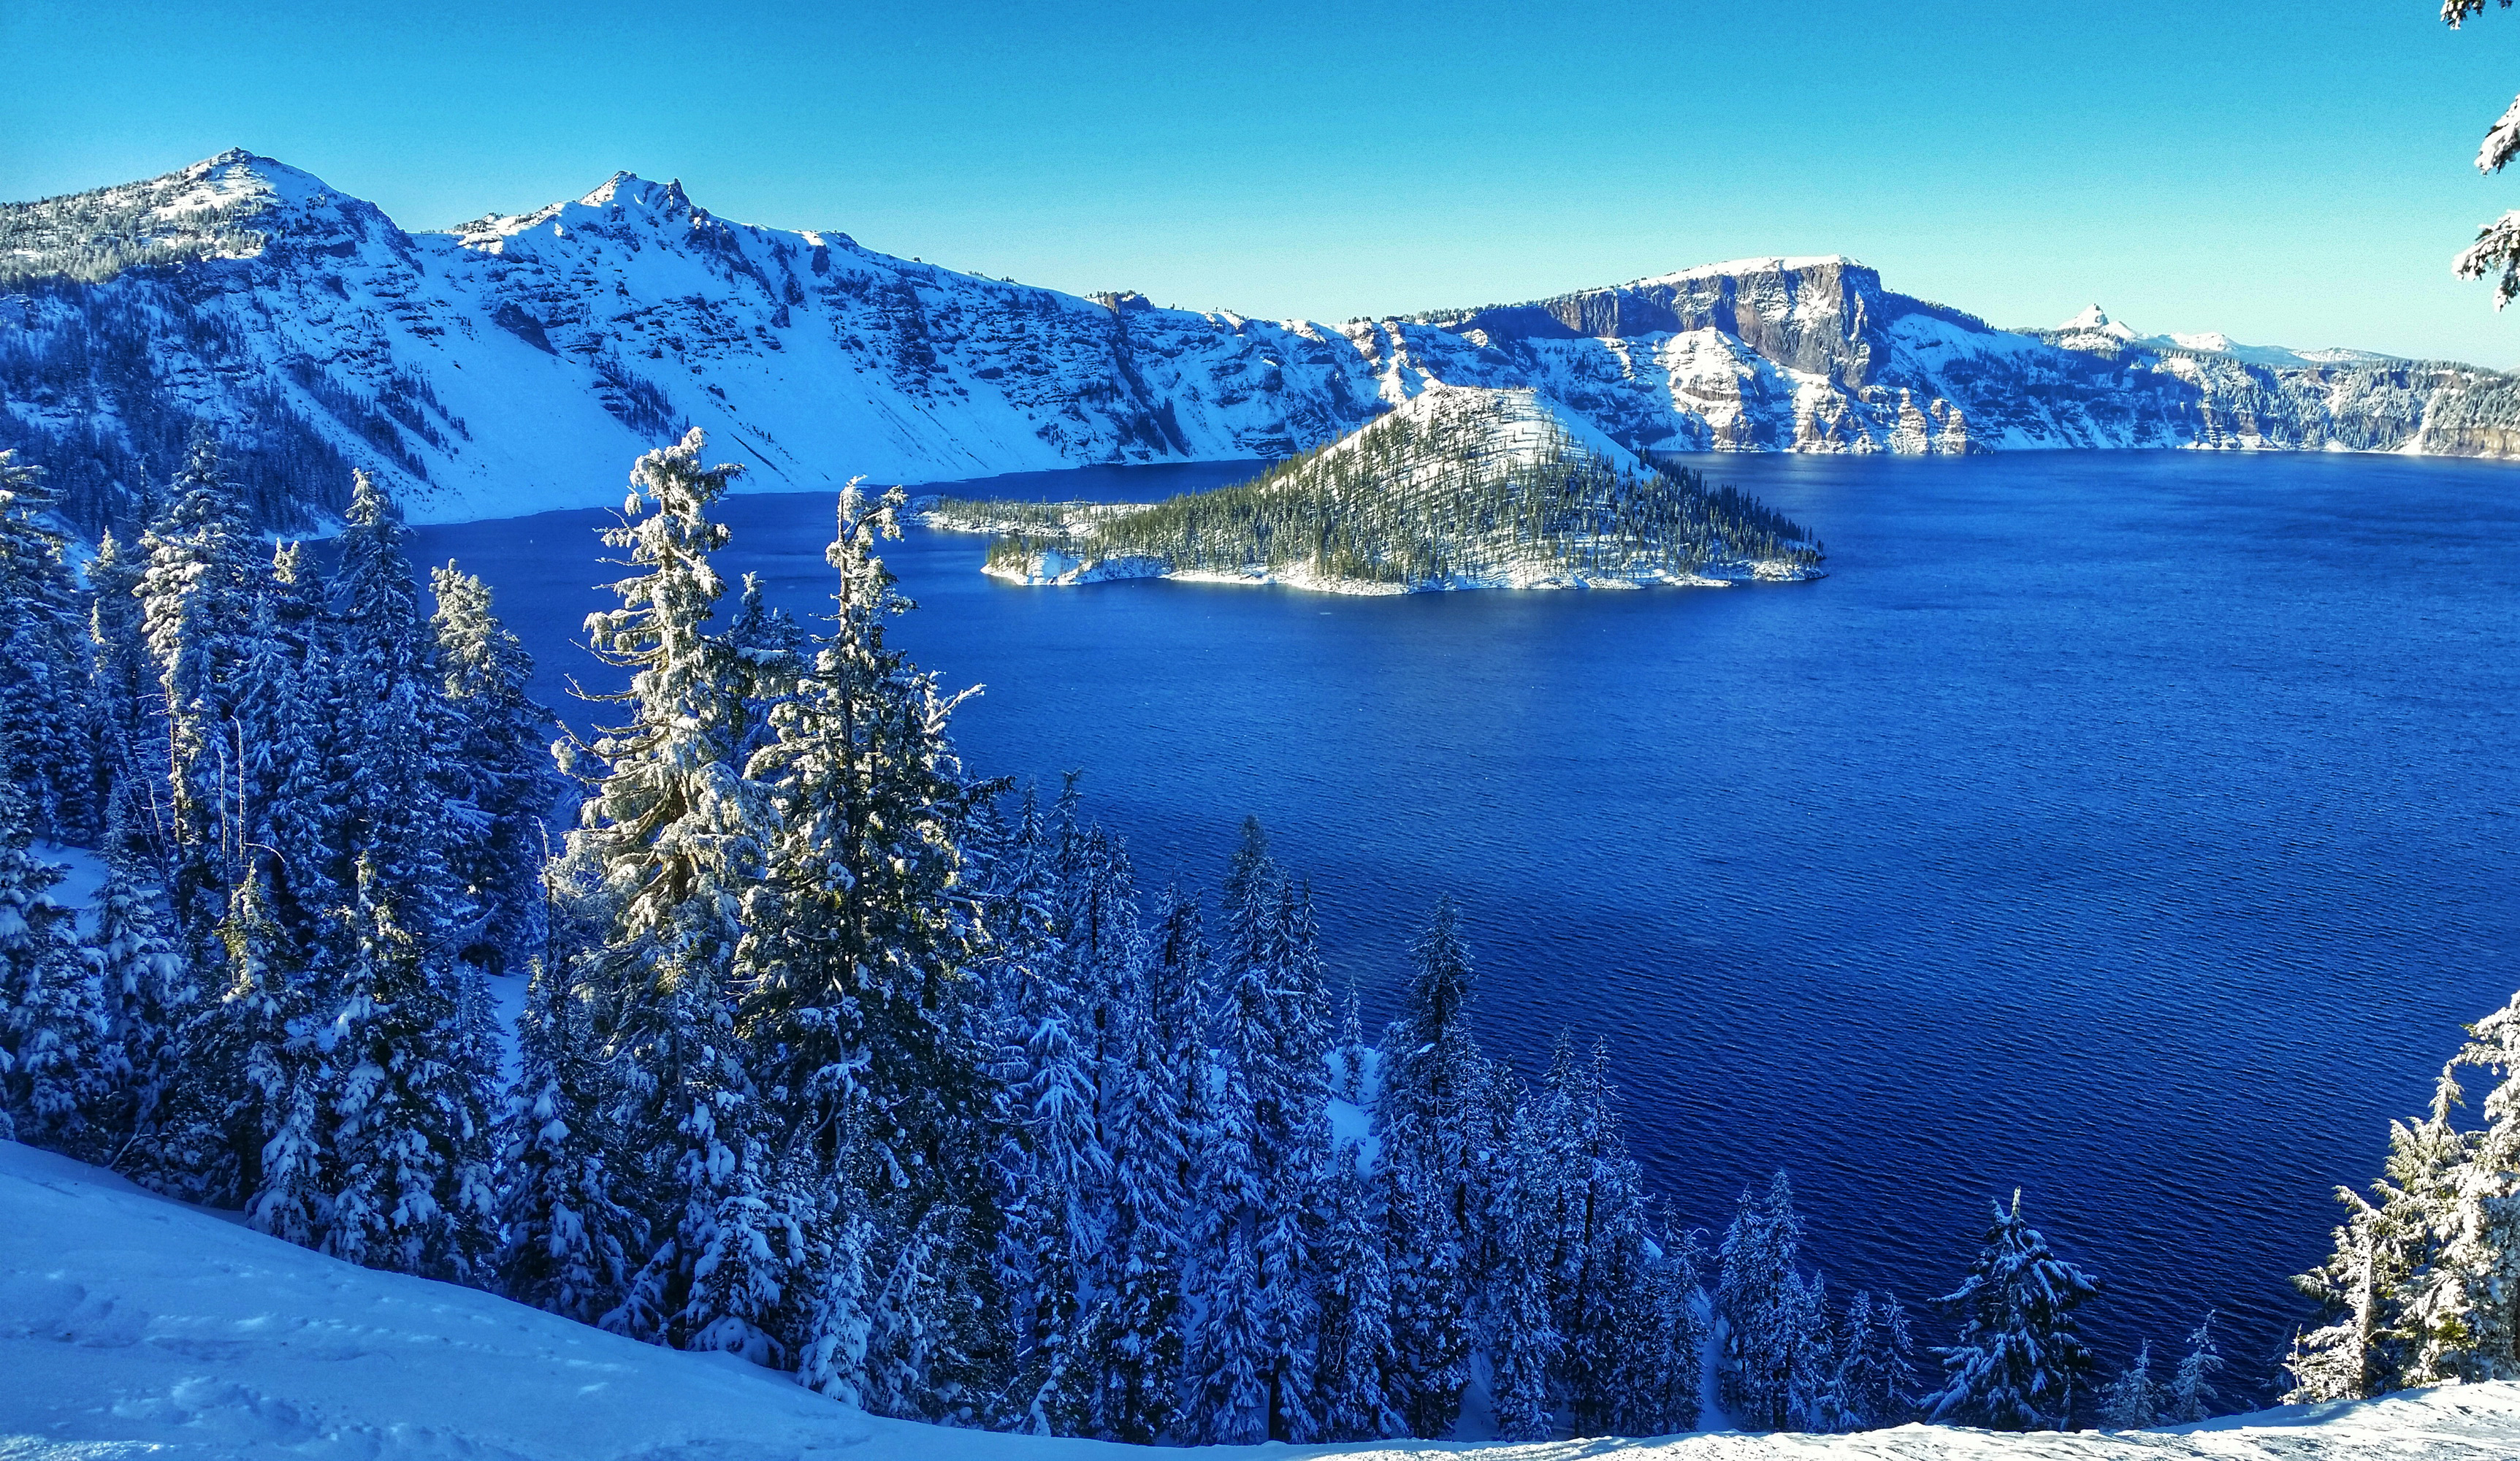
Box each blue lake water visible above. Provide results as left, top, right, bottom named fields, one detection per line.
left=413, top=450, right=2520, bottom=1402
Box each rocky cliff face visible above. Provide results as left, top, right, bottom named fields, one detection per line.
left=4, top=153, right=2514, bottom=530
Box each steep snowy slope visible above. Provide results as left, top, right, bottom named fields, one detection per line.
left=7, top=1138, right=2519, bottom=1460
left=943, top=384, right=1823, bottom=592
left=6, top=153, right=2519, bottom=535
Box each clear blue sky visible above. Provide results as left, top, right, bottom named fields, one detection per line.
left=12, top=0, right=2520, bottom=365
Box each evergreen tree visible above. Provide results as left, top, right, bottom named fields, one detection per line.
left=432, top=562, right=560, bottom=977
left=0, top=451, right=98, bottom=839
left=1310, top=1150, right=1406, bottom=1441
left=1925, top=1190, right=2101, bottom=1431
left=2425, top=988, right=2520, bottom=1383
left=86, top=527, right=161, bottom=861
left=1717, top=1170, right=1810, bottom=1431
left=229, top=864, right=325, bottom=1247
left=2288, top=1077, right=2477, bottom=1399
left=1377, top=896, right=1489, bottom=1438
left=562, top=430, right=783, bottom=1354
left=85, top=803, right=189, bottom=1159
left=137, top=429, right=259, bottom=956
left=1487, top=1098, right=1562, bottom=1442
left=1191, top=1224, right=1272, bottom=1443
left=1381, top=1147, right=1470, bottom=1439
left=0, top=774, right=101, bottom=1153
left=2166, top=1311, right=2223, bottom=1424
left=1828, top=1290, right=1917, bottom=1431
left=495, top=874, right=644, bottom=1324
left=321, top=854, right=497, bottom=1279
left=2098, top=1340, right=2161, bottom=1430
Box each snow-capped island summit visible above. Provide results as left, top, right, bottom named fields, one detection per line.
left=923, top=385, right=1824, bottom=594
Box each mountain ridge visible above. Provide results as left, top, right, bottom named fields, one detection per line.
left=5, top=151, right=2517, bottom=532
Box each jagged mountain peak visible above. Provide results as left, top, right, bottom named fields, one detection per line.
left=2058, top=303, right=2139, bottom=340
left=574, top=170, right=698, bottom=217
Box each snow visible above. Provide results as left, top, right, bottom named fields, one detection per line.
left=4, top=1137, right=2519, bottom=1459
left=8, top=150, right=2516, bottom=540
left=1631, top=256, right=1864, bottom=288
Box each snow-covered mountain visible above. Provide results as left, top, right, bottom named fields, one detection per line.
left=7, top=1137, right=2518, bottom=1460
left=6, top=151, right=2518, bottom=533
left=941, top=384, right=1825, bottom=592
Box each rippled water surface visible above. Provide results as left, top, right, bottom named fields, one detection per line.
left=416, top=450, right=2520, bottom=1397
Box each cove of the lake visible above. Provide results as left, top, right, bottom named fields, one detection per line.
left=412, top=449, right=2520, bottom=1398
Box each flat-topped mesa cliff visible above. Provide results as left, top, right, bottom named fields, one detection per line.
left=7, top=153, right=2520, bottom=535
left=930, top=385, right=1823, bottom=594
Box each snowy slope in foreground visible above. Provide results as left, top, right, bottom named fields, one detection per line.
left=7, top=1142, right=2520, bottom=1461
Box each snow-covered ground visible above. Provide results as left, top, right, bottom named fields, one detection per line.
left=5, top=1138, right=2516, bottom=1460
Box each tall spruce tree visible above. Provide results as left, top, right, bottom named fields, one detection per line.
left=561, top=430, right=784, bottom=1355
left=495, top=863, right=644, bottom=1323
left=736, top=481, right=997, bottom=1411
left=137, top=430, right=259, bottom=957
left=432, top=563, right=560, bottom=977
left=86, top=798, right=189, bottom=1161
left=2288, top=1084, right=2475, bottom=1399
left=1718, top=1171, right=1813, bottom=1431
left=0, top=451, right=98, bottom=839
left=1377, top=896, right=1489, bottom=1439
left=0, top=773, right=101, bottom=1153
left=1925, top=1190, right=2101, bottom=1432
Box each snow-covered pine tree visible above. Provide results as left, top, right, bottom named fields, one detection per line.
left=2417, top=988, right=2520, bottom=1384
left=1188, top=947, right=1276, bottom=1444
left=1826, top=1289, right=1917, bottom=1431
left=137, top=430, right=260, bottom=956
left=1377, top=895, right=1490, bottom=1438
left=1543, top=1039, right=1660, bottom=1436
left=1335, top=980, right=1367, bottom=1105
left=734, top=481, right=1003, bottom=1408
left=1717, top=1170, right=1806, bottom=1430
left=0, top=771, right=102, bottom=1153
left=2287, top=1100, right=2470, bottom=1402
left=1310, top=1148, right=1406, bottom=1442
left=2165, top=1311, right=2223, bottom=1424
left=321, top=852, right=497, bottom=1278
left=1380, top=1143, right=1470, bottom=1439
left=86, top=793, right=190, bottom=1157
left=2097, top=1339, right=2161, bottom=1430
left=228, top=591, right=332, bottom=950
left=1633, top=1222, right=1709, bottom=1437
left=1090, top=877, right=1194, bottom=1443
left=863, top=1203, right=991, bottom=1426
left=229, top=863, right=325, bottom=1247
left=495, top=866, right=645, bottom=1324
left=328, top=472, right=461, bottom=926
left=431, top=563, right=560, bottom=977
left=721, top=572, right=803, bottom=777
left=2444, top=2, right=2520, bottom=304
left=1487, top=1094, right=1562, bottom=1443
left=562, top=430, right=786, bottom=1357
left=85, top=528, right=161, bottom=858
left=1925, top=1190, right=2101, bottom=1431
left=0, top=451, right=99, bottom=840
left=1192, top=1223, right=1272, bottom=1443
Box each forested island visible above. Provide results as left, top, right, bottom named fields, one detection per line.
left=923, top=386, right=1825, bottom=594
